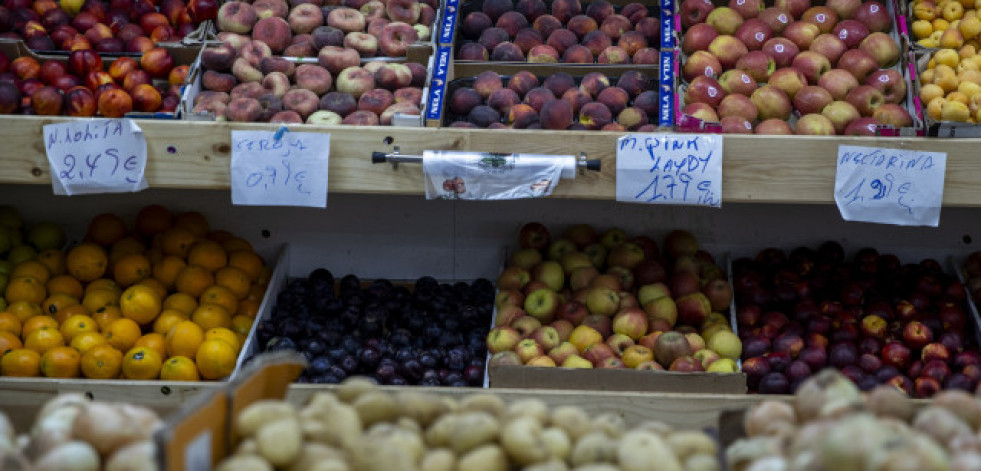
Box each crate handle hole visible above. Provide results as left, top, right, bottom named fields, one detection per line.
left=383, top=136, right=394, bottom=145
left=965, top=235, right=973, bottom=244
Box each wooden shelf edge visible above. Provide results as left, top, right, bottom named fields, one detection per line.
left=2, top=117, right=980, bottom=206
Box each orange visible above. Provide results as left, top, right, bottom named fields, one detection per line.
left=222, top=238, right=253, bottom=255
left=66, top=243, right=108, bottom=282
left=22, top=315, right=58, bottom=338
left=195, top=338, right=236, bottom=380
left=0, top=313, right=21, bottom=337
left=6, top=276, right=46, bottom=305
left=163, top=293, right=198, bottom=316
left=59, top=314, right=97, bottom=342
left=174, top=264, right=214, bottom=298
left=146, top=247, right=164, bottom=265
left=165, top=320, right=203, bottom=358
left=46, top=275, right=83, bottom=299
left=160, top=355, right=199, bottom=381
left=236, top=298, right=260, bottom=319
left=103, top=318, right=141, bottom=352
left=42, top=294, right=79, bottom=319
left=69, top=331, right=107, bottom=354
left=119, top=284, right=162, bottom=325
left=245, top=284, right=267, bottom=303
left=40, top=346, right=80, bottom=378
left=153, top=309, right=187, bottom=336
left=24, top=327, right=64, bottom=353
left=214, top=266, right=251, bottom=299
left=159, top=227, right=197, bottom=258
left=0, top=349, right=41, bottom=377
left=108, top=236, right=147, bottom=266
left=86, top=213, right=128, bottom=246
left=174, top=212, right=210, bottom=238
left=85, top=278, right=121, bottom=296
left=10, top=260, right=51, bottom=284
left=134, top=333, right=166, bottom=357
left=54, top=304, right=88, bottom=325
left=205, top=327, right=240, bottom=353
left=135, top=204, right=173, bottom=238
left=230, top=315, right=253, bottom=337
left=80, top=344, right=122, bottom=379
left=92, top=305, right=121, bottom=331
left=35, top=249, right=66, bottom=276
left=153, top=255, right=187, bottom=288
left=227, top=251, right=264, bottom=282
left=7, top=301, right=42, bottom=323
left=256, top=267, right=271, bottom=286
left=199, top=285, right=238, bottom=315
left=187, top=240, right=227, bottom=272
left=191, top=303, right=231, bottom=331
left=81, top=288, right=119, bottom=313
left=206, top=230, right=234, bottom=244
left=113, top=253, right=151, bottom=287
left=122, top=346, right=162, bottom=379
left=137, top=278, right=167, bottom=300
left=0, top=331, right=22, bottom=356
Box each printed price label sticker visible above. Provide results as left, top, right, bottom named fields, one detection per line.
left=616, top=134, right=722, bottom=207
left=834, top=145, right=946, bottom=227
left=230, top=130, right=330, bottom=207
left=43, top=119, right=148, bottom=195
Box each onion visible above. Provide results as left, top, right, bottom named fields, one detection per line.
left=794, top=369, right=862, bottom=423
left=933, top=390, right=981, bottom=430
left=34, top=394, right=89, bottom=426
left=27, top=406, right=80, bottom=459
left=816, top=415, right=890, bottom=471
left=744, top=401, right=797, bottom=437
left=913, top=406, right=973, bottom=446
left=72, top=402, right=132, bottom=456
left=725, top=437, right=783, bottom=471
left=105, top=440, right=158, bottom=471
left=865, top=385, right=915, bottom=423
left=34, top=440, right=100, bottom=471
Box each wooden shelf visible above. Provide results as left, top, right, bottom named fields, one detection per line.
left=3, top=116, right=980, bottom=205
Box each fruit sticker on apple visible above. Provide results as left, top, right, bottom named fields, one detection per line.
left=615, top=133, right=722, bottom=207
left=42, top=118, right=148, bottom=196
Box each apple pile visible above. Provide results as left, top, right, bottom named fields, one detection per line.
left=734, top=241, right=977, bottom=398
left=214, top=0, right=436, bottom=58
left=911, top=0, right=981, bottom=48
left=447, top=70, right=659, bottom=130
left=456, top=0, right=659, bottom=64
left=679, top=0, right=915, bottom=134
left=918, top=48, right=981, bottom=123
left=0, top=47, right=181, bottom=116
left=0, top=0, right=215, bottom=53
left=487, top=223, right=742, bottom=374
left=194, top=41, right=425, bottom=124
left=730, top=369, right=981, bottom=471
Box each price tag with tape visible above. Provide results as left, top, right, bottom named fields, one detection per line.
left=42, top=119, right=148, bottom=195
left=616, top=133, right=722, bottom=207
left=834, top=145, right=946, bottom=227
left=230, top=129, right=330, bottom=208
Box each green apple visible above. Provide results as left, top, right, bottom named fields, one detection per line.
left=508, top=248, right=543, bottom=271
left=515, top=338, right=545, bottom=363
left=643, top=296, right=678, bottom=327
left=532, top=261, right=565, bottom=292
left=599, top=228, right=627, bottom=249
left=559, top=252, right=593, bottom=274
left=606, top=242, right=645, bottom=269
left=524, top=289, right=560, bottom=324
left=585, top=287, right=620, bottom=316
left=583, top=243, right=607, bottom=268
left=637, top=283, right=671, bottom=307
left=706, top=358, right=738, bottom=372
left=547, top=238, right=577, bottom=261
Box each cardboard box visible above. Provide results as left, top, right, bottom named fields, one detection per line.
left=912, top=49, right=981, bottom=137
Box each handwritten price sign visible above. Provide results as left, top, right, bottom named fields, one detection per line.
left=834, top=145, right=946, bottom=227
left=42, top=119, right=148, bottom=195
left=230, top=130, right=330, bottom=207
left=616, top=134, right=722, bottom=207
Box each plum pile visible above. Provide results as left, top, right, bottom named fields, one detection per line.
left=255, top=269, right=494, bottom=386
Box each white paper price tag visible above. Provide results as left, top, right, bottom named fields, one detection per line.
left=42, top=119, right=148, bottom=195
left=615, top=134, right=722, bottom=207
left=230, top=130, right=330, bottom=208
left=834, top=145, right=946, bottom=227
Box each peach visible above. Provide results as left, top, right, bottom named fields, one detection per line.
left=253, top=16, right=292, bottom=52
left=97, top=88, right=133, bottom=117
left=567, top=14, right=597, bottom=38
left=467, top=104, right=499, bottom=127
left=65, top=86, right=95, bottom=116
left=546, top=28, right=578, bottom=56
left=560, top=88, right=590, bottom=114
left=487, top=87, right=521, bottom=114
left=516, top=0, right=547, bottom=21
left=261, top=71, right=290, bottom=97
left=513, top=27, right=544, bottom=54
left=539, top=99, right=573, bottom=129
left=474, top=70, right=503, bottom=99
left=482, top=0, right=514, bottom=21
left=320, top=91, right=358, bottom=116
left=283, top=41, right=315, bottom=57
left=597, top=86, right=629, bottom=116
left=194, top=91, right=231, bottom=106
left=462, top=11, right=493, bottom=38
left=528, top=44, right=559, bottom=62
left=600, top=14, right=631, bottom=41
left=259, top=56, right=295, bottom=77
left=216, top=32, right=250, bottom=51
left=344, top=31, right=378, bottom=56
left=618, top=30, right=647, bottom=56
left=31, top=85, right=63, bottom=115
left=312, top=25, right=345, bottom=48
left=550, top=0, right=581, bottom=23
left=533, top=14, right=562, bottom=38
left=359, top=0, right=385, bottom=22
left=598, top=45, right=630, bottom=64
left=336, top=66, right=375, bottom=98
left=357, top=88, right=393, bottom=115
left=231, top=81, right=266, bottom=100
left=232, top=57, right=263, bottom=82
left=378, top=21, right=418, bottom=57
left=543, top=72, right=575, bottom=97
left=318, top=45, right=360, bottom=75
left=393, top=87, right=422, bottom=105
left=282, top=88, right=319, bottom=118
left=270, top=110, right=303, bottom=122
left=367, top=18, right=390, bottom=37
left=288, top=3, right=322, bottom=34
left=562, top=44, right=593, bottom=63
left=240, top=40, right=273, bottom=67
left=253, top=0, right=288, bottom=18
left=457, top=42, right=490, bottom=60
left=491, top=42, right=525, bottom=61
left=342, top=109, right=379, bottom=125
left=379, top=101, right=419, bottom=124
left=306, top=109, right=343, bottom=125
left=294, top=64, right=333, bottom=95
left=617, top=107, right=648, bottom=130
left=131, top=83, right=162, bottom=112
left=479, top=27, right=510, bottom=51
left=508, top=70, right=540, bottom=97
left=449, top=87, right=482, bottom=116
left=217, top=1, right=257, bottom=33
left=386, top=0, right=420, bottom=23
left=523, top=87, right=555, bottom=112
left=374, top=63, right=412, bottom=90
left=257, top=94, right=284, bottom=121
left=632, top=47, right=658, bottom=64
left=326, top=6, right=365, bottom=32
left=616, top=70, right=649, bottom=98
left=581, top=30, right=612, bottom=56
left=578, top=101, right=611, bottom=129
left=225, top=97, right=262, bottom=121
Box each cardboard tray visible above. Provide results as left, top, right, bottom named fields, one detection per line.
left=667, top=0, right=924, bottom=136
left=911, top=49, right=981, bottom=137
left=0, top=40, right=203, bottom=120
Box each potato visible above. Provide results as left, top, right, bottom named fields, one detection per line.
left=398, top=417, right=421, bottom=434
left=591, top=413, right=626, bottom=438
left=542, top=427, right=572, bottom=460
left=420, top=448, right=456, bottom=471
left=502, top=417, right=550, bottom=465
left=424, top=414, right=458, bottom=448
left=335, top=378, right=378, bottom=403
left=571, top=464, right=619, bottom=471
left=743, top=456, right=787, bottom=471
left=666, top=431, right=718, bottom=461
left=684, top=453, right=720, bottom=471
left=352, top=425, right=424, bottom=471
left=287, top=443, right=346, bottom=471
left=256, top=418, right=303, bottom=467
left=215, top=454, right=273, bottom=471
left=236, top=401, right=297, bottom=438
left=725, top=437, right=783, bottom=471
left=506, top=399, right=549, bottom=424
left=305, top=459, right=351, bottom=471
left=396, top=392, right=451, bottom=427
left=458, top=444, right=508, bottom=471
left=570, top=432, right=618, bottom=466
left=303, top=402, right=362, bottom=450
left=353, top=392, right=401, bottom=427
left=618, top=430, right=682, bottom=471
left=450, top=412, right=501, bottom=454
left=105, top=441, right=157, bottom=471
left=304, top=393, right=340, bottom=415
left=634, top=421, right=674, bottom=437
left=365, top=423, right=425, bottom=463
left=551, top=407, right=593, bottom=442
left=236, top=439, right=258, bottom=455
left=34, top=441, right=99, bottom=471
left=460, top=394, right=506, bottom=418
left=524, top=458, right=570, bottom=471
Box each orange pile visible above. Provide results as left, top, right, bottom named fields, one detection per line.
left=0, top=205, right=269, bottom=381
